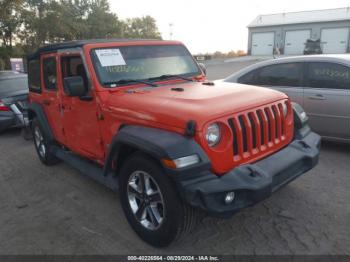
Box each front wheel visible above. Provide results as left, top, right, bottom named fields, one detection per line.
left=119, top=153, right=198, bottom=247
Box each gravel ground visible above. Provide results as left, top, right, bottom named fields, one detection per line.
left=0, top=59, right=349, bottom=255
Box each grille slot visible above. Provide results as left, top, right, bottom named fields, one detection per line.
left=248, top=113, right=257, bottom=149
left=228, top=119, right=239, bottom=156
left=238, top=115, right=248, bottom=152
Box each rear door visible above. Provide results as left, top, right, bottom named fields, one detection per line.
left=239, top=63, right=304, bottom=106
left=304, top=62, right=350, bottom=139
left=40, top=54, right=65, bottom=144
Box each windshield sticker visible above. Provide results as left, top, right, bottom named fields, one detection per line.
left=95, top=49, right=126, bottom=67
left=106, top=65, right=145, bottom=73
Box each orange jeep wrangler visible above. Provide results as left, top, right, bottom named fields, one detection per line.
left=27, top=39, right=320, bottom=247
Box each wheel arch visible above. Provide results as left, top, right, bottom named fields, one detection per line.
left=103, top=125, right=211, bottom=177
left=28, top=102, right=54, bottom=141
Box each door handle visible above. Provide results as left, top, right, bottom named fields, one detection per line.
left=308, top=94, right=326, bottom=100
left=42, top=99, right=51, bottom=106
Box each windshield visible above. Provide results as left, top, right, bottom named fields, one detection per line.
left=91, top=45, right=201, bottom=87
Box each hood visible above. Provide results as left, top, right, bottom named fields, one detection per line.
left=104, top=81, right=287, bottom=130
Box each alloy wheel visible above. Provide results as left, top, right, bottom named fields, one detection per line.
left=34, top=126, right=46, bottom=158
left=127, top=171, right=165, bottom=230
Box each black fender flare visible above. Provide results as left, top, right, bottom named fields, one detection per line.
left=27, top=102, right=54, bottom=141
left=103, top=125, right=211, bottom=177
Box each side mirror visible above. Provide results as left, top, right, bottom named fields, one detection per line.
left=198, top=63, right=207, bottom=76
left=64, top=76, right=87, bottom=97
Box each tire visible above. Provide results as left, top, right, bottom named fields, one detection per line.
left=119, top=152, right=198, bottom=247
left=32, top=118, right=60, bottom=166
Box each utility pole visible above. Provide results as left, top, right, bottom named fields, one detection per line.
left=169, top=23, right=173, bottom=40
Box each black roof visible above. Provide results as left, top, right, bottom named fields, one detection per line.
left=27, top=38, right=162, bottom=60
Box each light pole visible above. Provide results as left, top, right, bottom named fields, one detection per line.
left=169, top=23, right=173, bottom=40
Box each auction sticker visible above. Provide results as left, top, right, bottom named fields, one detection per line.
left=96, top=49, right=126, bottom=67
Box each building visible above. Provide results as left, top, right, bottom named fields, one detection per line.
left=247, top=7, right=350, bottom=56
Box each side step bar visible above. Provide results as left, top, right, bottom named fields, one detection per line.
left=52, top=146, right=118, bottom=192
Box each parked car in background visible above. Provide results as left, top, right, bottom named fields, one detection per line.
left=0, top=71, right=29, bottom=133
left=223, top=55, right=350, bottom=143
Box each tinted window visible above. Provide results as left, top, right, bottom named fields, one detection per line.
left=43, top=57, right=57, bottom=90
left=28, top=59, right=41, bottom=92
left=307, top=62, right=350, bottom=90
left=61, top=56, right=88, bottom=93
left=256, top=63, right=302, bottom=87
left=237, top=70, right=258, bottom=85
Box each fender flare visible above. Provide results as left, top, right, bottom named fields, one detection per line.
left=103, top=125, right=211, bottom=177
left=27, top=102, right=54, bottom=141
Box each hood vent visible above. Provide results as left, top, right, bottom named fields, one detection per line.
left=171, top=87, right=184, bottom=92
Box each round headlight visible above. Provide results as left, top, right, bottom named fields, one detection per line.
left=206, top=123, right=221, bottom=147
left=282, top=103, right=288, bottom=117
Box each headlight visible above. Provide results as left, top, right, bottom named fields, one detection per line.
left=206, top=123, right=221, bottom=147
left=292, top=102, right=309, bottom=128
left=282, top=103, right=288, bottom=117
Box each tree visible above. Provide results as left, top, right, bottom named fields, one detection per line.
left=86, top=0, right=122, bottom=39
left=123, top=16, right=162, bottom=39
left=0, top=0, right=24, bottom=48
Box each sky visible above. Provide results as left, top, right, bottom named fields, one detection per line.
left=109, top=0, right=350, bottom=54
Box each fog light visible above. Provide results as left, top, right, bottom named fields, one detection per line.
left=224, top=192, right=235, bottom=204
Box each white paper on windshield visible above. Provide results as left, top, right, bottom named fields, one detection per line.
left=95, top=49, right=126, bottom=67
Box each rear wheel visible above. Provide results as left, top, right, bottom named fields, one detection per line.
left=32, top=118, right=60, bottom=165
left=119, top=153, right=198, bottom=247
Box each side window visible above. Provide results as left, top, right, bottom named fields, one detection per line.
left=43, top=57, right=57, bottom=90
left=256, top=63, right=302, bottom=87
left=28, top=59, right=41, bottom=92
left=307, top=62, right=350, bottom=90
left=237, top=70, right=258, bottom=85
left=61, top=56, right=88, bottom=93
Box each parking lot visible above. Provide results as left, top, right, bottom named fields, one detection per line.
left=0, top=58, right=349, bottom=255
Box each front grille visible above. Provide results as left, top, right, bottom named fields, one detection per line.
left=228, top=102, right=288, bottom=159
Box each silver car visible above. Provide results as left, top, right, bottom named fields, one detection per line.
left=224, top=55, right=350, bottom=143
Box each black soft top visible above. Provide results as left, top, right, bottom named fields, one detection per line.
left=27, top=38, right=161, bottom=60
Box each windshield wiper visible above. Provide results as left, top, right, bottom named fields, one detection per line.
left=104, top=79, right=158, bottom=87
left=148, top=74, right=194, bottom=82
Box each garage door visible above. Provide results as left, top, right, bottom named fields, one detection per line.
left=284, top=30, right=311, bottom=55
left=321, top=28, right=349, bottom=54
left=251, top=32, right=275, bottom=56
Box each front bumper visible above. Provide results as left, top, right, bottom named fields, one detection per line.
left=175, top=131, right=321, bottom=218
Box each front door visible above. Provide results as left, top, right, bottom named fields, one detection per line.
left=304, top=62, right=350, bottom=140
left=40, top=54, right=65, bottom=144
left=58, top=53, right=104, bottom=160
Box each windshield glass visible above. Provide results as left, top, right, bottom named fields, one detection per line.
left=91, top=45, right=200, bottom=87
